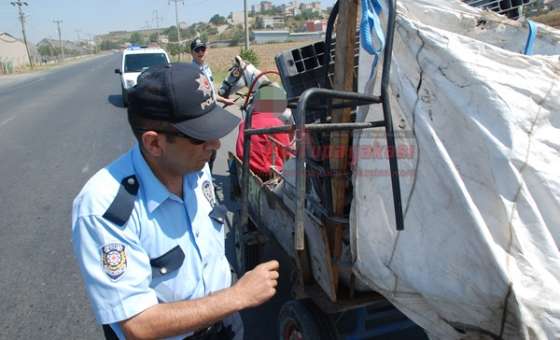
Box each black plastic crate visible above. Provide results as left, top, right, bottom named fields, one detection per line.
left=275, top=36, right=360, bottom=109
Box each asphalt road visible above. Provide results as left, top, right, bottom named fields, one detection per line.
left=0, top=54, right=135, bottom=339
left=0, top=54, right=426, bottom=340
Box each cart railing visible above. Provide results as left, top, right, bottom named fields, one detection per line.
left=240, top=0, right=402, bottom=255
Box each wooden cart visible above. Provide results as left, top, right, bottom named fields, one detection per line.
left=229, top=1, right=424, bottom=338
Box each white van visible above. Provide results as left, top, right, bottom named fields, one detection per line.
left=114, top=46, right=170, bottom=106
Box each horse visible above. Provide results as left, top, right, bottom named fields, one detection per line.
left=218, top=56, right=291, bottom=123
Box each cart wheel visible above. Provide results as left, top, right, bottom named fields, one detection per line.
left=233, top=215, right=260, bottom=275
left=278, top=300, right=337, bottom=340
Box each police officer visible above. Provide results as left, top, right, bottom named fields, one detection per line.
left=72, top=63, right=279, bottom=340
left=190, top=38, right=235, bottom=106
left=190, top=38, right=233, bottom=171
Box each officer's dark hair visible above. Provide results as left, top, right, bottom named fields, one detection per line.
left=127, top=110, right=177, bottom=148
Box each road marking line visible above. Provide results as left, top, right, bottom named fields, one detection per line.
left=0, top=115, right=16, bottom=129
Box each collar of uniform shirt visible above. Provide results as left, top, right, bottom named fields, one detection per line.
left=131, top=143, right=203, bottom=213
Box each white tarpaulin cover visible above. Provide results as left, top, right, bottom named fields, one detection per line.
left=351, top=0, right=560, bottom=339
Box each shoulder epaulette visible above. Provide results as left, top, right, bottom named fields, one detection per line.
left=102, top=175, right=139, bottom=227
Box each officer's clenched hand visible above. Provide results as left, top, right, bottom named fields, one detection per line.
left=232, top=260, right=279, bottom=308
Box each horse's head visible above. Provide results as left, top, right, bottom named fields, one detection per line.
left=218, top=56, right=251, bottom=98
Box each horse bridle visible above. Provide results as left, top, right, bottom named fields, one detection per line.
left=222, top=62, right=250, bottom=97
left=221, top=62, right=280, bottom=110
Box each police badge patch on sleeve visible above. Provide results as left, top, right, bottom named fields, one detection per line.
left=202, top=180, right=216, bottom=207
left=101, top=243, right=127, bottom=281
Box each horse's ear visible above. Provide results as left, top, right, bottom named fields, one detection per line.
left=234, top=55, right=242, bottom=65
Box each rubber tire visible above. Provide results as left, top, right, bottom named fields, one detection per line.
left=122, top=87, right=128, bottom=107
left=232, top=213, right=260, bottom=275
left=278, top=300, right=337, bottom=340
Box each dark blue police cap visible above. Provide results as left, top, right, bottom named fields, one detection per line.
left=128, top=63, right=240, bottom=141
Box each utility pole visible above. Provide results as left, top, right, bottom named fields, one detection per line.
left=10, top=0, right=33, bottom=69
left=153, top=9, right=162, bottom=42
left=169, top=0, right=184, bottom=60
left=169, top=0, right=183, bottom=43
left=243, top=0, right=249, bottom=50
left=85, top=33, right=96, bottom=54
left=53, top=19, right=64, bottom=62
left=153, top=9, right=162, bottom=29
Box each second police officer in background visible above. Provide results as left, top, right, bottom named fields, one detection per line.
left=190, top=38, right=236, bottom=171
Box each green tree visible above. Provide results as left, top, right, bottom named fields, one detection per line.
left=167, top=43, right=185, bottom=56
left=229, top=28, right=245, bottom=46
left=100, top=40, right=120, bottom=50
left=38, top=44, right=56, bottom=57
left=209, top=14, right=226, bottom=26
left=199, top=32, right=208, bottom=43
left=149, top=32, right=159, bottom=43
left=295, top=9, right=322, bottom=21
left=164, top=26, right=188, bottom=43
left=239, top=48, right=259, bottom=67
left=207, top=26, right=218, bottom=35
left=130, top=32, right=144, bottom=45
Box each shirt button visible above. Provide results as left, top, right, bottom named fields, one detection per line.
left=195, top=231, right=200, bottom=237
left=127, top=177, right=135, bottom=185
left=160, top=267, right=167, bottom=275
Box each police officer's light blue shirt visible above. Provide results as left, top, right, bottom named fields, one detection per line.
left=194, top=61, right=216, bottom=97
left=72, top=144, right=231, bottom=340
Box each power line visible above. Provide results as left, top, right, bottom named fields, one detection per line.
left=153, top=9, right=163, bottom=42
left=153, top=9, right=163, bottom=29
left=169, top=0, right=184, bottom=53
left=52, top=19, right=64, bottom=61
left=244, top=0, right=249, bottom=49
left=10, top=0, right=33, bottom=68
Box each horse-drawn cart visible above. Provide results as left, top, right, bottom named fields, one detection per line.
left=221, top=0, right=560, bottom=338
left=223, top=1, right=426, bottom=338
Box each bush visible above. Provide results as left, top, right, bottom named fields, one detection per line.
left=239, top=48, right=259, bottom=67
left=167, top=43, right=186, bottom=56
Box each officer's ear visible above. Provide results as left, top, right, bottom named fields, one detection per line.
left=140, top=131, right=166, bottom=157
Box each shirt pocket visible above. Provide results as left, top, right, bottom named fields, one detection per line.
left=150, top=245, right=185, bottom=278
left=150, top=245, right=190, bottom=301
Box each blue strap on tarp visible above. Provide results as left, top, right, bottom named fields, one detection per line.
left=360, top=0, right=385, bottom=77
left=523, top=20, right=537, bottom=55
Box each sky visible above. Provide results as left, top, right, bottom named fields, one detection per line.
left=0, top=0, right=336, bottom=44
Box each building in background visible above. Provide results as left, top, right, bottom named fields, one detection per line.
left=231, top=11, right=245, bottom=25
left=305, top=19, right=327, bottom=32
left=253, top=30, right=290, bottom=44
left=252, top=30, right=324, bottom=44
left=300, top=1, right=322, bottom=12
left=0, top=32, right=38, bottom=72
left=262, top=16, right=286, bottom=29
left=288, top=31, right=324, bottom=41
left=260, top=1, right=273, bottom=12
left=280, top=1, right=301, bottom=17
